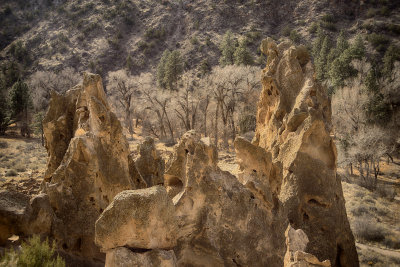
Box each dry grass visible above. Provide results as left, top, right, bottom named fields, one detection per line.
left=0, top=137, right=47, bottom=188
left=343, top=181, right=400, bottom=265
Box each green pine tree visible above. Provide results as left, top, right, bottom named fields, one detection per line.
left=315, top=36, right=331, bottom=81
left=234, top=38, right=254, bottom=66
left=336, top=30, right=349, bottom=54
left=219, top=30, right=236, bottom=66
left=157, top=50, right=171, bottom=89
left=162, top=50, right=183, bottom=90
left=365, top=68, right=379, bottom=93
left=348, top=35, right=365, bottom=60
left=312, top=26, right=325, bottom=60
left=9, top=80, right=32, bottom=137
left=382, top=45, right=400, bottom=78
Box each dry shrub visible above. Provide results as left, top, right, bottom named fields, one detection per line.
left=350, top=203, right=370, bottom=216
left=5, top=169, right=17, bottom=177
left=376, top=185, right=396, bottom=201
left=352, top=216, right=386, bottom=242
left=0, top=141, right=8, bottom=148
left=383, top=235, right=400, bottom=249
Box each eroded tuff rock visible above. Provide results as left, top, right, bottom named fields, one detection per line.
left=135, top=137, right=165, bottom=187
left=165, top=131, right=285, bottom=266
left=105, top=247, right=177, bottom=267
left=235, top=38, right=358, bottom=266
left=42, top=73, right=140, bottom=259
left=95, top=186, right=177, bottom=251
left=284, top=225, right=331, bottom=267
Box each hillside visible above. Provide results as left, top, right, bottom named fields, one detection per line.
left=1, top=0, right=399, bottom=80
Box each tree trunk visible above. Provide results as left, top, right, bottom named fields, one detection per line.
left=41, top=124, right=44, bottom=146
left=126, top=106, right=134, bottom=134
left=223, top=123, right=228, bottom=149
left=350, top=163, right=353, bottom=175
left=214, top=104, right=219, bottom=148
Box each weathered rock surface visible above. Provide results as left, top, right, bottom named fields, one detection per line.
left=42, top=73, right=139, bottom=259
left=284, top=225, right=331, bottom=267
left=105, top=247, right=177, bottom=267
left=165, top=131, right=285, bottom=267
left=235, top=39, right=358, bottom=266
left=135, top=137, right=165, bottom=187
left=0, top=190, right=31, bottom=244
left=0, top=191, right=54, bottom=244
left=26, top=193, right=54, bottom=236
left=95, top=186, right=177, bottom=251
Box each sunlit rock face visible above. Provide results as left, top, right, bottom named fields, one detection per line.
left=163, top=130, right=286, bottom=266
left=235, top=39, right=359, bottom=267
left=42, top=73, right=139, bottom=260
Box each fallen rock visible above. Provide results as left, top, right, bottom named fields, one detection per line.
left=0, top=190, right=31, bottom=245
left=42, top=73, right=138, bottom=259
left=0, top=191, right=54, bottom=244
left=95, top=186, right=177, bottom=251
left=234, top=39, right=358, bottom=266
left=105, top=247, right=177, bottom=267
left=135, top=137, right=165, bottom=186
left=26, top=193, right=54, bottom=236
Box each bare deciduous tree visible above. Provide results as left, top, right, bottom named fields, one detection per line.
left=28, top=67, right=80, bottom=112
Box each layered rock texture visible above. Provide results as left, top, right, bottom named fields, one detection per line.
left=42, top=73, right=138, bottom=260
left=235, top=38, right=358, bottom=266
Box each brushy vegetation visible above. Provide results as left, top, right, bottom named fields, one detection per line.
left=0, top=235, right=65, bottom=267
left=343, top=182, right=400, bottom=251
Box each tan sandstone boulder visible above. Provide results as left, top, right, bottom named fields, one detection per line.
left=42, top=73, right=139, bottom=259
left=105, top=247, right=177, bottom=267
left=95, top=186, right=177, bottom=251
left=234, top=39, right=358, bottom=266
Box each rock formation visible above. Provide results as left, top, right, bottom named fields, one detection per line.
left=164, top=131, right=285, bottom=266
left=42, top=73, right=140, bottom=260
left=91, top=39, right=358, bottom=266
left=235, top=38, right=359, bottom=266
left=95, top=186, right=177, bottom=251
left=0, top=40, right=359, bottom=266
left=284, top=225, right=331, bottom=267
left=0, top=191, right=54, bottom=245
left=105, top=247, right=177, bottom=267
left=95, top=186, right=178, bottom=267
left=134, top=137, right=165, bottom=187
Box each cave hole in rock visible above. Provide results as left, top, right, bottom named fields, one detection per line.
left=336, top=244, right=344, bottom=267
left=303, top=211, right=309, bottom=221
left=99, top=115, right=105, bottom=123
left=62, top=243, right=68, bottom=250
left=127, top=247, right=152, bottom=253
left=75, top=238, right=82, bottom=251
left=307, top=198, right=328, bottom=208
